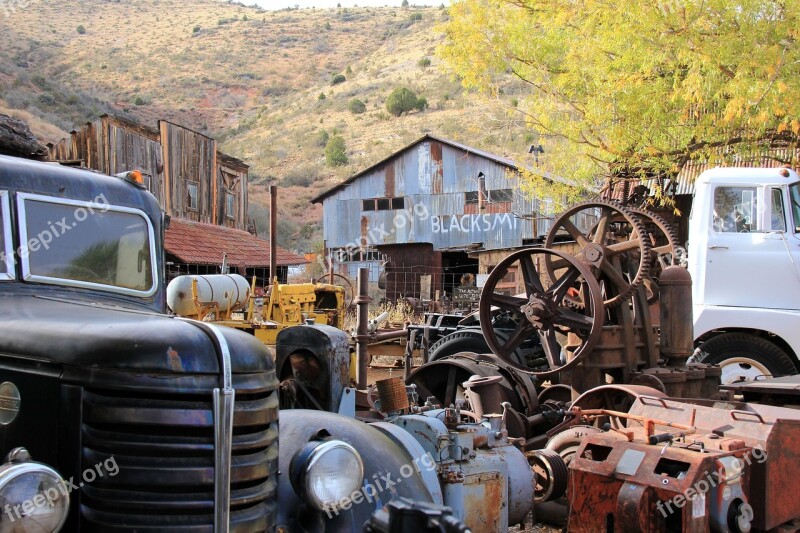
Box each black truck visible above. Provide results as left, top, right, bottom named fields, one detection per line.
left=0, top=155, right=465, bottom=533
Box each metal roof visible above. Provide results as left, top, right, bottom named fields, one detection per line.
left=311, top=134, right=530, bottom=204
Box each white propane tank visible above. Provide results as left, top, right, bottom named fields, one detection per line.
left=167, top=274, right=251, bottom=317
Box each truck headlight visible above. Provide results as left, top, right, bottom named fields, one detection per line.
left=0, top=449, right=69, bottom=533
left=290, top=440, right=364, bottom=512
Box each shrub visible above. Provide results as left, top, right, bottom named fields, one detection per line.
left=134, top=96, right=145, bottom=106
left=414, top=96, right=428, bottom=111
left=386, top=87, right=424, bottom=116
left=348, top=99, right=366, bottom=114
left=331, top=74, right=346, bottom=85
left=76, top=25, right=86, bottom=34
left=325, top=21, right=331, bottom=30
left=282, top=166, right=317, bottom=187
left=410, top=12, right=423, bottom=22
left=318, top=92, right=326, bottom=100
left=193, top=25, right=201, bottom=33
left=417, top=57, right=431, bottom=68
left=324, top=135, right=348, bottom=167
left=315, top=130, right=329, bottom=147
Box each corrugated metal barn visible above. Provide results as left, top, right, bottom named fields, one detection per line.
left=312, top=134, right=554, bottom=301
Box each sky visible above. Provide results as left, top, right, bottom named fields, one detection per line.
left=254, top=1, right=446, bottom=9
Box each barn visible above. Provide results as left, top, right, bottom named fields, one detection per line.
left=312, top=134, right=559, bottom=302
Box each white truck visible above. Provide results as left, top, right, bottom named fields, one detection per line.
left=689, top=166, right=800, bottom=384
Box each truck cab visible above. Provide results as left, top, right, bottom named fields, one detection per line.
left=689, top=166, right=800, bottom=383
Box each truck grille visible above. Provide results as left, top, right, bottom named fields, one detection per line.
left=79, top=372, right=278, bottom=532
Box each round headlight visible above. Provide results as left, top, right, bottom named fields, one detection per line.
left=290, top=440, right=364, bottom=512
left=0, top=458, right=69, bottom=533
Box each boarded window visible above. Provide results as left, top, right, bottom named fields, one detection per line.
left=187, top=182, right=199, bottom=211
left=391, top=197, right=405, bottom=210
left=377, top=198, right=391, bottom=210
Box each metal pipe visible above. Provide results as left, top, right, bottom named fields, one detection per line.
left=269, top=185, right=277, bottom=284
left=354, top=268, right=372, bottom=389
left=367, top=329, right=408, bottom=343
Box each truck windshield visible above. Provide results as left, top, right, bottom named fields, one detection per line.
left=17, top=194, right=157, bottom=297
left=790, top=182, right=800, bottom=233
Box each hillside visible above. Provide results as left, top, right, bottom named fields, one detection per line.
left=0, top=0, right=533, bottom=252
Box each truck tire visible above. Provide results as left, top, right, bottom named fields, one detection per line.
left=428, top=330, right=492, bottom=362
left=695, top=333, right=797, bottom=385
left=428, top=328, right=527, bottom=365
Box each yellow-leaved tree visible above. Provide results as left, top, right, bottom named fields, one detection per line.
left=440, top=0, right=800, bottom=201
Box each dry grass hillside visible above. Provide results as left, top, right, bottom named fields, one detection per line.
left=0, top=0, right=533, bottom=251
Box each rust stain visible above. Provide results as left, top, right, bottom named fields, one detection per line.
left=167, top=346, right=183, bottom=371
left=431, top=142, right=443, bottom=195
left=361, top=216, right=368, bottom=241
left=385, top=164, right=395, bottom=198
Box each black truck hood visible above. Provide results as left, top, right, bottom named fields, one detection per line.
left=0, top=294, right=270, bottom=374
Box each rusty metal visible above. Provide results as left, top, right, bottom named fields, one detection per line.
left=376, top=377, right=410, bottom=413
left=354, top=267, right=372, bottom=390
left=478, top=248, right=605, bottom=378
left=269, top=185, right=277, bottom=284
left=659, top=265, right=694, bottom=364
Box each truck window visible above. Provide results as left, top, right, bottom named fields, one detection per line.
left=713, top=186, right=757, bottom=233
left=790, top=182, right=800, bottom=233
left=0, top=191, right=13, bottom=280
left=771, top=188, right=787, bottom=232
left=17, top=193, right=157, bottom=296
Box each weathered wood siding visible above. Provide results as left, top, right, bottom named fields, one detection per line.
left=48, top=115, right=248, bottom=231
left=160, top=121, right=216, bottom=224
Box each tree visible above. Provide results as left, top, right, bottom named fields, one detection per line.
left=441, top=0, right=800, bottom=200
left=331, top=73, right=346, bottom=85
left=76, top=25, right=86, bottom=34
left=348, top=98, right=367, bottom=114
left=386, top=87, right=425, bottom=116
left=401, top=0, right=409, bottom=6
left=324, top=135, right=348, bottom=166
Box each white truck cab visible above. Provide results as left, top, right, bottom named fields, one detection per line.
left=689, top=166, right=800, bottom=384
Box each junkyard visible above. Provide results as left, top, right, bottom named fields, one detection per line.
left=1, top=1, right=800, bottom=532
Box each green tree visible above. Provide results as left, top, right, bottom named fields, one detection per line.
left=386, top=87, right=424, bottom=116
left=401, top=0, right=409, bottom=7
left=348, top=98, right=367, bottom=114
left=331, top=73, right=346, bottom=85
left=76, top=25, right=86, bottom=34
left=324, top=135, right=348, bottom=166
left=441, top=0, right=800, bottom=200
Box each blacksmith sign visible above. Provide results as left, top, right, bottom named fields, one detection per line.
left=453, top=286, right=481, bottom=304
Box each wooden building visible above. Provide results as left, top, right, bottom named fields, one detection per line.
left=312, top=134, right=560, bottom=301
left=48, top=115, right=248, bottom=230
left=48, top=114, right=305, bottom=282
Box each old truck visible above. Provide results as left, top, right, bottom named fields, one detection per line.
left=0, top=154, right=540, bottom=532
left=690, top=166, right=800, bottom=384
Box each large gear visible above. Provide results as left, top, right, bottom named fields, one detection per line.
left=625, top=207, right=680, bottom=302
left=543, top=201, right=652, bottom=307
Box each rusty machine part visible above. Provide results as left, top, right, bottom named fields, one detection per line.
left=478, top=248, right=605, bottom=378
left=405, top=352, right=564, bottom=446
left=565, top=393, right=800, bottom=532
left=526, top=449, right=569, bottom=503
left=543, top=200, right=652, bottom=306
left=375, top=376, right=411, bottom=413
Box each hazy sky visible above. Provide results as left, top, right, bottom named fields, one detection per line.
left=254, top=1, right=445, bottom=9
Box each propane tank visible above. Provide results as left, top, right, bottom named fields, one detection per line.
left=167, top=274, right=250, bottom=317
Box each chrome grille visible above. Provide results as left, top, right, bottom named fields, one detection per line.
left=79, top=372, right=278, bottom=532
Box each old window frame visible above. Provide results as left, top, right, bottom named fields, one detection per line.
left=226, top=191, right=236, bottom=220
left=0, top=191, right=14, bottom=280
left=187, top=181, right=199, bottom=211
